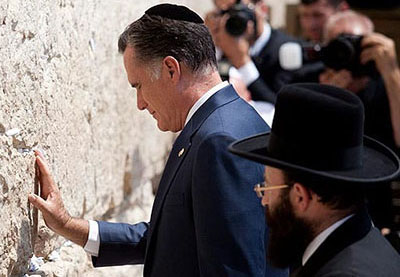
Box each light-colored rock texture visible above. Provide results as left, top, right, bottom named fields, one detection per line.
left=0, top=0, right=212, bottom=276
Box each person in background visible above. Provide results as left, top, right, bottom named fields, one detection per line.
left=28, top=3, right=287, bottom=277
left=320, top=11, right=400, bottom=152
left=205, top=0, right=298, bottom=105
left=229, top=83, right=400, bottom=276
left=298, top=0, right=349, bottom=43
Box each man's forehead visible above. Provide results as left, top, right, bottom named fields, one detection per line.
left=325, top=22, right=367, bottom=42
left=123, top=46, right=144, bottom=74
left=123, top=46, right=136, bottom=63
left=299, top=0, right=335, bottom=12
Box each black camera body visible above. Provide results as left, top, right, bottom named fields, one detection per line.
left=310, top=34, right=376, bottom=77
left=280, top=34, right=377, bottom=77
left=220, top=3, right=256, bottom=37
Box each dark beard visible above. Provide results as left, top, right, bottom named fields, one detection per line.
left=265, top=190, right=315, bottom=269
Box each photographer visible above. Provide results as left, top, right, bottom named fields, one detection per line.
left=319, top=11, right=400, bottom=153
left=313, top=11, right=400, bottom=248
left=205, top=0, right=298, bottom=104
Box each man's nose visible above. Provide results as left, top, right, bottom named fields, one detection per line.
left=136, top=90, right=147, bottom=110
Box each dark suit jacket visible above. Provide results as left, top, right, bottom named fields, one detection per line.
left=92, top=85, right=288, bottom=277
left=248, top=29, right=298, bottom=104
left=292, top=208, right=400, bottom=277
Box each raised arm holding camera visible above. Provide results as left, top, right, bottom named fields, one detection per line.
left=319, top=11, right=400, bottom=152
left=205, top=0, right=298, bottom=104
left=361, top=33, right=400, bottom=149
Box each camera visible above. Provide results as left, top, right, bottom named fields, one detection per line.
left=279, top=34, right=377, bottom=77
left=220, top=3, right=256, bottom=37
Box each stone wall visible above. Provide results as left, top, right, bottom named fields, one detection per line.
left=0, top=1, right=212, bottom=276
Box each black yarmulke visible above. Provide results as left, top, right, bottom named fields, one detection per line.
left=145, top=4, right=204, bottom=24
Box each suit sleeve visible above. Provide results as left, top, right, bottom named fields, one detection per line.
left=92, top=221, right=149, bottom=267
left=248, top=76, right=278, bottom=104
left=247, top=68, right=294, bottom=104
left=192, top=132, right=268, bottom=276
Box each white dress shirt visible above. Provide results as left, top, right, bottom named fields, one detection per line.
left=184, top=81, right=229, bottom=126
left=84, top=81, right=230, bottom=257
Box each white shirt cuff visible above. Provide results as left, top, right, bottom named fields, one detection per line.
left=237, top=60, right=260, bottom=86
left=83, top=220, right=100, bottom=257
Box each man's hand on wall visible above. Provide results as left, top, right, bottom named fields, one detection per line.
left=28, top=151, right=89, bottom=247
left=28, top=151, right=72, bottom=233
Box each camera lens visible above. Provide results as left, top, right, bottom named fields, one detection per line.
left=321, top=35, right=359, bottom=71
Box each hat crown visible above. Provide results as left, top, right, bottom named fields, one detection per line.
left=269, top=83, right=365, bottom=170
left=228, top=83, right=400, bottom=183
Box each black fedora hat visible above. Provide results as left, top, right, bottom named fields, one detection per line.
left=229, top=83, right=400, bottom=183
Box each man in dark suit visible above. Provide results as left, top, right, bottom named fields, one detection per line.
left=206, top=0, right=298, bottom=104
left=229, top=83, right=400, bottom=276
left=28, top=4, right=287, bottom=277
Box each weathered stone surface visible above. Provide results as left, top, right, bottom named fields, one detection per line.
left=0, top=0, right=213, bottom=276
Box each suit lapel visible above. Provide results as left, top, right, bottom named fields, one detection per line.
left=144, top=85, right=240, bottom=265
left=292, top=208, right=372, bottom=277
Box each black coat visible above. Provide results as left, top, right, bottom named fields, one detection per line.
left=292, top=208, right=400, bottom=277
left=248, top=29, right=298, bottom=104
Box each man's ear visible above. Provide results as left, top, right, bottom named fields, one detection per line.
left=162, top=56, right=181, bottom=82
left=291, top=182, right=313, bottom=213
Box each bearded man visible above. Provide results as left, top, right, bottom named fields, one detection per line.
left=229, top=83, right=400, bottom=276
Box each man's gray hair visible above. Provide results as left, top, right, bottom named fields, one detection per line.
left=118, top=14, right=218, bottom=75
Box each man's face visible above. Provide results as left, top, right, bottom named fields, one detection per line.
left=263, top=167, right=314, bottom=268
left=298, top=0, right=338, bottom=42
left=214, top=0, right=237, bottom=10
left=123, top=46, right=178, bottom=132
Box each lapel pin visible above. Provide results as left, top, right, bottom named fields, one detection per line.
left=178, top=148, right=185, bottom=157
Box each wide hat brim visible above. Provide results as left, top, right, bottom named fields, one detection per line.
left=229, top=132, right=400, bottom=184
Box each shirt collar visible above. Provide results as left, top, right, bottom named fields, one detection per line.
left=302, top=214, right=354, bottom=266
left=184, top=81, right=230, bottom=126
left=249, top=23, right=271, bottom=57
